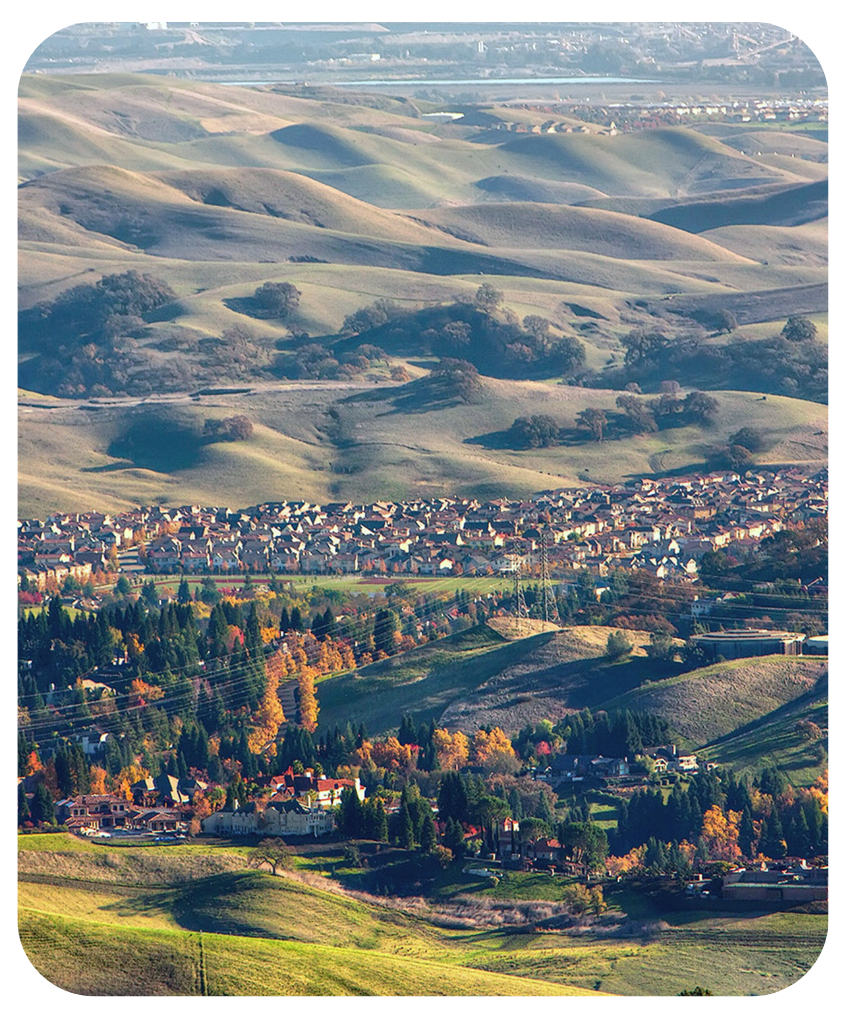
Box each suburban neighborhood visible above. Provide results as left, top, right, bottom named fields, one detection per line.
left=18, top=466, right=827, bottom=590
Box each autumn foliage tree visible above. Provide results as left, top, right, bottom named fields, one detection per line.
left=297, top=666, right=319, bottom=732
left=701, top=805, right=742, bottom=861
left=472, top=727, right=517, bottom=772
left=432, top=728, right=470, bottom=770
left=248, top=675, right=286, bottom=753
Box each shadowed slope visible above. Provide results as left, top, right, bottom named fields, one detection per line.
left=497, top=128, right=802, bottom=196
left=411, top=203, right=753, bottom=262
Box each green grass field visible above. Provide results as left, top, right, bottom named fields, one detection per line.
left=18, top=834, right=826, bottom=996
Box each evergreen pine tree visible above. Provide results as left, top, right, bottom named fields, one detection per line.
left=18, top=784, right=31, bottom=826
left=738, top=807, right=756, bottom=858
left=399, top=803, right=415, bottom=849
left=443, top=816, right=465, bottom=855
left=804, top=799, right=824, bottom=856
left=398, top=714, right=417, bottom=746
left=788, top=809, right=811, bottom=859
left=30, top=783, right=54, bottom=825
left=419, top=810, right=437, bottom=853
left=375, top=799, right=389, bottom=842
left=54, top=747, right=73, bottom=798
left=766, top=808, right=787, bottom=859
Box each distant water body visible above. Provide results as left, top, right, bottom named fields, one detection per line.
left=220, top=75, right=659, bottom=88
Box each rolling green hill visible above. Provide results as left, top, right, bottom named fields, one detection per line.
left=316, top=623, right=661, bottom=736
left=316, top=621, right=829, bottom=752
left=18, top=833, right=826, bottom=997
left=17, top=837, right=601, bottom=996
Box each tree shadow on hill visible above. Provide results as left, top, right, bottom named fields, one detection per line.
left=223, top=296, right=283, bottom=322
left=339, top=377, right=469, bottom=415
left=98, top=414, right=206, bottom=473
left=80, top=460, right=140, bottom=474
left=165, top=872, right=281, bottom=939
left=464, top=426, right=593, bottom=451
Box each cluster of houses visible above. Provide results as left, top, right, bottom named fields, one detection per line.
left=26, top=766, right=366, bottom=841
left=201, top=770, right=364, bottom=837
left=17, top=468, right=827, bottom=589
left=568, top=96, right=826, bottom=133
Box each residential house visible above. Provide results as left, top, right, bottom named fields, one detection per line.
left=55, top=794, right=133, bottom=832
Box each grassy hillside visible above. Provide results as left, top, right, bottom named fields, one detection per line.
left=602, top=656, right=827, bottom=747
left=412, top=203, right=752, bottom=262
left=18, top=835, right=826, bottom=997
left=647, top=179, right=827, bottom=233
left=699, top=220, right=827, bottom=268
left=17, top=836, right=600, bottom=996
left=317, top=623, right=660, bottom=736
left=317, top=619, right=829, bottom=746
left=698, top=687, right=828, bottom=786
left=19, top=910, right=590, bottom=996
left=498, top=128, right=801, bottom=196
left=18, top=381, right=826, bottom=516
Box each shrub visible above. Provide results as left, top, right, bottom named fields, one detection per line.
left=203, top=416, right=254, bottom=442
left=606, top=631, right=633, bottom=660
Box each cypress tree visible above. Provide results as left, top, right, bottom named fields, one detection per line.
left=54, top=747, right=73, bottom=798
left=398, top=714, right=417, bottom=746
left=375, top=799, right=389, bottom=842
left=17, top=784, right=31, bottom=826
left=279, top=606, right=290, bottom=633
left=788, top=809, right=811, bottom=859
left=804, top=799, right=824, bottom=856
left=766, top=809, right=787, bottom=859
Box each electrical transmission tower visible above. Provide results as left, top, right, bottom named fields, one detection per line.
left=512, top=557, right=528, bottom=635
left=540, top=530, right=560, bottom=627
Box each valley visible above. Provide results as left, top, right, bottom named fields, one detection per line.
left=17, top=21, right=828, bottom=1000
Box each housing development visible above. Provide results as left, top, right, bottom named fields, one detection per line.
left=18, top=466, right=827, bottom=588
